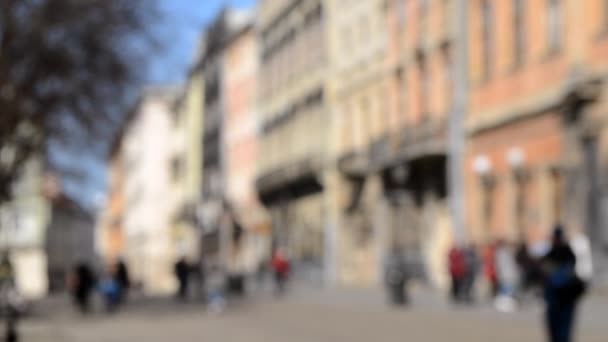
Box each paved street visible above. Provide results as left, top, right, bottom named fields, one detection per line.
left=16, top=288, right=608, bottom=342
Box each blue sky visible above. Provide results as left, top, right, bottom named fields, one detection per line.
left=150, top=0, right=257, bottom=84
left=65, top=0, right=257, bottom=210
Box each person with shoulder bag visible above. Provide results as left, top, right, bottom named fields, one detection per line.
left=542, top=226, right=583, bottom=342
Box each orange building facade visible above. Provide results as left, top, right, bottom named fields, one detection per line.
left=223, top=21, right=271, bottom=275
left=348, top=0, right=458, bottom=289
left=98, top=147, right=126, bottom=264
left=465, top=0, right=608, bottom=266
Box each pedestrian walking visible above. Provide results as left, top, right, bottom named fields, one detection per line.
left=569, top=230, right=593, bottom=289
left=462, top=244, right=480, bottom=303
left=515, top=241, right=544, bottom=302
left=207, top=262, right=226, bottom=314
left=542, top=226, right=585, bottom=342
left=256, top=259, right=268, bottom=291
left=115, top=258, right=130, bottom=304
left=98, top=268, right=121, bottom=313
left=271, top=248, right=290, bottom=296
left=448, top=245, right=466, bottom=303
left=190, top=261, right=206, bottom=301
left=515, top=242, right=532, bottom=297
left=483, top=241, right=499, bottom=300
left=174, top=257, right=190, bottom=301
left=494, top=240, right=519, bottom=312
left=384, top=247, right=409, bottom=306
left=69, top=262, right=96, bottom=314
left=0, top=256, right=20, bottom=342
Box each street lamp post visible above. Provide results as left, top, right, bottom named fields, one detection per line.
left=473, top=155, right=493, bottom=243
left=507, top=148, right=527, bottom=241
left=448, top=0, right=470, bottom=246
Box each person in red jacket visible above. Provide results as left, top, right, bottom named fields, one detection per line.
left=271, top=248, right=290, bottom=295
left=448, top=245, right=466, bottom=302
left=483, top=242, right=499, bottom=299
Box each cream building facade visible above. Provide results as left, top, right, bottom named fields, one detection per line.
left=326, top=0, right=392, bottom=288
left=257, top=0, right=330, bottom=283
left=121, top=88, right=180, bottom=295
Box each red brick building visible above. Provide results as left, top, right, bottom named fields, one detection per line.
left=465, top=0, right=608, bottom=263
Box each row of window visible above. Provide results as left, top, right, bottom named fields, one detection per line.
left=339, top=5, right=385, bottom=59
left=261, top=3, right=323, bottom=62
left=262, top=88, right=324, bottom=135
left=340, top=86, right=386, bottom=153
left=259, top=21, right=325, bottom=100
left=394, top=0, right=452, bottom=33
left=476, top=166, right=563, bottom=241
left=259, top=104, right=323, bottom=175
left=478, top=0, right=601, bottom=81
left=393, top=0, right=608, bottom=83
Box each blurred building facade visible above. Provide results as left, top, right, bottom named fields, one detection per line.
left=0, top=157, right=50, bottom=299
left=198, top=8, right=253, bottom=268
left=0, top=160, right=96, bottom=298
left=223, top=16, right=271, bottom=277
left=326, top=0, right=391, bottom=287
left=99, top=0, right=608, bottom=293
left=96, top=140, right=126, bottom=265
left=383, top=0, right=457, bottom=290
left=257, top=0, right=329, bottom=283
left=119, top=88, right=180, bottom=295
left=170, top=66, right=205, bottom=265
left=465, top=0, right=608, bottom=280
left=46, top=191, right=95, bottom=293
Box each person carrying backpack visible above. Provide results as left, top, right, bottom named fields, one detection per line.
left=542, top=225, right=585, bottom=342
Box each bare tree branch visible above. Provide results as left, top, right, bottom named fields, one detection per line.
left=0, top=0, right=159, bottom=202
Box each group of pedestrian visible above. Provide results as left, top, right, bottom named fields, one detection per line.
left=68, top=259, right=130, bottom=314
left=448, top=224, right=591, bottom=342
left=448, top=244, right=480, bottom=304
left=171, top=248, right=291, bottom=313
left=172, top=256, right=226, bottom=313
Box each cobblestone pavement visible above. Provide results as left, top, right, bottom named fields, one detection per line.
left=14, top=288, right=608, bottom=342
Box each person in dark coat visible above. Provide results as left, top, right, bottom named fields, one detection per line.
left=115, top=259, right=130, bottom=304
left=71, top=263, right=96, bottom=314
left=174, top=257, right=190, bottom=300
left=448, top=245, right=466, bottom=303
left=0, top=256, right=19, bottom=342
left=516, top=241, right=543, bottom=301
left=542, top=226, right=582, bottom=342
left=462, top=244, right=480, bottom=303
left=384, top=247, right=409, bottom=305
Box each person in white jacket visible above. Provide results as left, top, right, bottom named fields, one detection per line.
left=495, top=240, right=519, bottom=312
left=570, top=230, right=593, bottom=284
